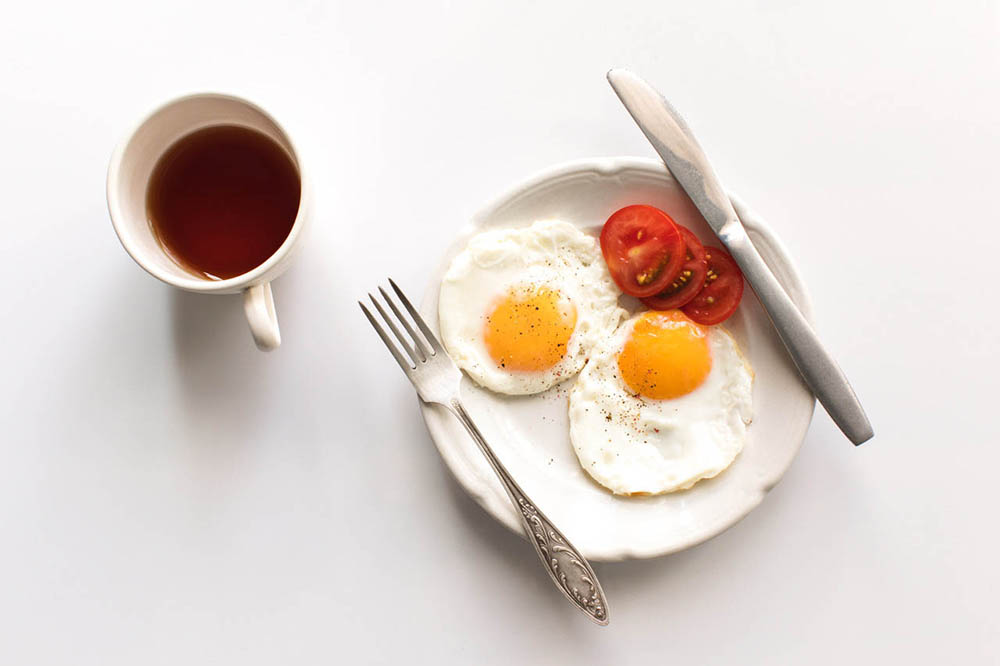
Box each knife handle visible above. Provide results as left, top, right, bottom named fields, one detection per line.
left=720, top=223, right=873, bottom=445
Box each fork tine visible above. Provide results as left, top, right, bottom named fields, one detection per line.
left=388, top=278, right=442, bottom=352
left=359, top=301, right=414, bottom=373
left=379, top=286, right=430, bottom=362
left=369, top=292, right=424, bottom=364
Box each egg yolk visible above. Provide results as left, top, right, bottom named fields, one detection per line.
left=484, top=286, right=577, bottom=372
left=618, top=310, right=711, bottom=400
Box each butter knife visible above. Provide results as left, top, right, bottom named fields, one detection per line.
left=608, top=68, right=873, bottom=445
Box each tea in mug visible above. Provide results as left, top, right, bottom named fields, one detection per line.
left=146, top=125, right=300, bottom=280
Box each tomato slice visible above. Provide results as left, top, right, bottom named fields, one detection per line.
left=681, top=245, right=744, bottom=325
left=639, top=226, right=708, bottom=310
left=600, top=205, right=685, bottom=298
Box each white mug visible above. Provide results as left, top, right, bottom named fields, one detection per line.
left=106, top=93, right=310, bottom=351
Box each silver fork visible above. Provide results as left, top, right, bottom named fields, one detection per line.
left=360, top=279, right=609, bottom=625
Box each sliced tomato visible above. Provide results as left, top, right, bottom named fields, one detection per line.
left=640, top=226, right=708, bottom=310
left=681, top=245, right=744, bottom=325
left=599, top=205, right=685, bottom=298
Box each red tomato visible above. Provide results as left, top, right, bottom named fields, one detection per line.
left=599, top=205, right=685, bottom=298
left=681, top=245, right=744, bottom=325
left=639, top=226, right=708, bottom=310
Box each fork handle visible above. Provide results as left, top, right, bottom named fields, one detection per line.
left=449, top=400, right=609, bottom=625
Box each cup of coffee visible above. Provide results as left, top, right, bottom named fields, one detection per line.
left=107, top=93, right=310, bottom=351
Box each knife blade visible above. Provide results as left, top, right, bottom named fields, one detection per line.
left=607, top=68, right=873, bottom=445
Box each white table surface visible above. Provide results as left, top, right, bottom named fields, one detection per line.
left=2, top=1, right=998, bottom=663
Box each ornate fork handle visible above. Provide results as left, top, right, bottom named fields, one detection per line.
left=360, top=280, right=609, bottom=624
left=450, top=400, right=609, bottom=625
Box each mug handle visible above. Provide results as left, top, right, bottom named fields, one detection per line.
left=243, top=282, right=281, bottom=351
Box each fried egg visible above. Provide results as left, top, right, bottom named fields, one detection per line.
left=569, top=310, right=753, bottom=495
left=439, top=220, right=626, bottom=395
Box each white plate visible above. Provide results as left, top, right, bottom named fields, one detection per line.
left=419, top=157, right=814, bottom=561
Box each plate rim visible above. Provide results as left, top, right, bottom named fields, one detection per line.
left=419, top=155, right=815, bottom=561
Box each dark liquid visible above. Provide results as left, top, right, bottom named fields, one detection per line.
left=147, top=125, right=300, bottom=280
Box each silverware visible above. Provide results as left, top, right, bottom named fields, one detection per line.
left=360, top=279, right=609, bottom=625
left=607, top=68, right=873, bottom=446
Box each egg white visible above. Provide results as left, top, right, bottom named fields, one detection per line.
left=439, top=220, right=626, bottom=395
left=568, top=314, right=754, bottom=495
